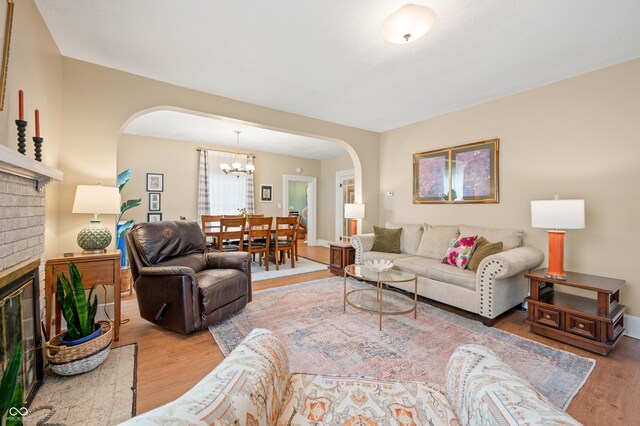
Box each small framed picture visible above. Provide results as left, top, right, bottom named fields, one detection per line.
left=149, top=193, right=161, bottom=211
left=260, top=184, right=273, bottom=202
left=147, top=213, right=162, bottom=222
left=146, top=173, right=164, bottom=192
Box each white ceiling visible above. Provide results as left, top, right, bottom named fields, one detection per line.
left=122, top=110, right=348, bottom=160
left=37, top=1, right=640, bottom=132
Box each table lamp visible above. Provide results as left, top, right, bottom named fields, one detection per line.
left=344, top=203, right=365, bottom=238
left=73, top=185, right=121, bottom=253
left=531, top=196, right=585, bottom=280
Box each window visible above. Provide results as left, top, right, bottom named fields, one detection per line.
left=207, top=150, right=250, bottom=215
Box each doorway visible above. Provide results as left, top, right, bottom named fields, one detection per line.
left=282, top=175, right=317, bottom=245
left=336, top=169, right=355, bottom=241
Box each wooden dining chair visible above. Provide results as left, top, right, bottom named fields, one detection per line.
left=201, top=215, right=222, bottom=252
left=243, top=217, right=272, bottom=270
left=210, top=217, right=246, bottom=252
left=292, top=215, right=302, bottom=261
left=270, top=216, right=297, bottom=270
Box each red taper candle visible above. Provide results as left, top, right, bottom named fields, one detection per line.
left=18, top=90, right=24, bottom=120
left=35, top=109, right=40, bottom=137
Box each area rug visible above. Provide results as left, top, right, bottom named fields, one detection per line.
left=251, top=256, right=327, bottom=281
left=209, top=277, right=595, bottom=410
left=24, top=344, right=137, bottom=426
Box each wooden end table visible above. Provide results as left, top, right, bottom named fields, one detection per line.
left=45, top=250, right=122, bottom=341
left=329, top=241, right=355, bottom=275
left=525, top=268, right=625, bottom=355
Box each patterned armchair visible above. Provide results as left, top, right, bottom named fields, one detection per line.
left=120, top=329, right=580, bottom=425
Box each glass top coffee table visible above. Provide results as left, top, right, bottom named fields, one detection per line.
left=343, top=264, right=418, bottom=330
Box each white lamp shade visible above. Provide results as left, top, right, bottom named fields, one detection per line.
left=72, top=185, right=121, bottom=215
left=381, top=4, right=436, bottom=44
left=344, top=203, right=365, bottom=219
left=531, top=199, right=585, bottom=230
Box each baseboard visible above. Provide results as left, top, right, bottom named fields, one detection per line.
left=625, top=314, right=640, bottom=340
left=315, top=239, right=331, bottom=247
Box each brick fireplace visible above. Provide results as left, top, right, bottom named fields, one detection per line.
left=0, top=144, right=62, bottom=406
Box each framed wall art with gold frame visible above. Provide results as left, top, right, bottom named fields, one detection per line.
left=0, top=0, right=13, bottom=111
left=413, top=138, right=499, bottom=204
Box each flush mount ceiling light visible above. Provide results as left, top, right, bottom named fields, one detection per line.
left=220, top=130, right=255, bottom=177
left=381, top=4, right=436, bottom=44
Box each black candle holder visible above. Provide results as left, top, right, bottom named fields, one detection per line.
left=33, top=137, right=43, bottom=162
left=15, top=119, right=27, bottom=155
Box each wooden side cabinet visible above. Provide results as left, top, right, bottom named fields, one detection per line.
left=329, top=241, right=355, bottom=275
left=45, top=250, right=122, bottom=341
left=525, top=268, right=625, bottom=355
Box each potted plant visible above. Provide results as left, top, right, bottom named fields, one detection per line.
left=56, top=262, right=100, bottom=346
left=0, top=343, right=23, bottom=426
left=116, top=169, right=141, bottom=266
left=116, top=169, right=141, bottom=294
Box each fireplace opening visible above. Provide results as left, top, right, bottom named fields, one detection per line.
left=0, top=259, right=44, bottom=407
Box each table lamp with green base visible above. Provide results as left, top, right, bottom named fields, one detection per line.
left=72, top=185, right=121, bottom=253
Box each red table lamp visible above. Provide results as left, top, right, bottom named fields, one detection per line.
left=531, top=196, right=585, bottom=280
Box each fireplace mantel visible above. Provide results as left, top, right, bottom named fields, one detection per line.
left=0, top=144, right=63, bottom=190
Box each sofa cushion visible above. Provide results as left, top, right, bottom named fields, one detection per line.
left=443, top=235, right=478, bottom=269
left=278, top=373, right=458, bottom=426
left=468, top=237, right=503, bottom=272
left=416, top=225, right=460, bottom=259
left=428, top=263, right=476, bottom=290
left=363, top=251, right=411, bottom=262
left=459, top=225, right=523, bottom=251
left=394, top=256, right=442, bottom=276
left=385, top=222, right=424, bottom=255
left=197, top=269, right=248, bottom=315
left=371, top=226, right=402, bottom=253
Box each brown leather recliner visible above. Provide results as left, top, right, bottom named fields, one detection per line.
left=125, top=220, right=251, bottom=334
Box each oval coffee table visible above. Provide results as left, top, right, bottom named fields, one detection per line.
left=343, top=264, right=418, bottom=330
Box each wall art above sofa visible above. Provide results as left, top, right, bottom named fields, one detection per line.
left=413, top=138, right=499, bottom=204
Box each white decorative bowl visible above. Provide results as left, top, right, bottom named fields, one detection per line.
left=364, top=259, right=394, bottom=273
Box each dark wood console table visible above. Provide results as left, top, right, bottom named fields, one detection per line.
left=525, top=268, right=625, bottom=355
left=329, top=241, right=355, bottom=275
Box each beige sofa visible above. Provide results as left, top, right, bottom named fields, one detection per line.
left=351, top=223, right=544, bottom=325
left=120, top=328, right=580, bottom=425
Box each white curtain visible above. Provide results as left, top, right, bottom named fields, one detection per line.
left=246, top=156, right=255, bottom=214
left=206, top=150, right=250, bottom=215
left=197, top=149, right=210, bottom=224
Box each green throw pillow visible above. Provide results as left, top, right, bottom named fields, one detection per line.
left=468, top=236, right=503, bottom=272
left=371, top=226, right=402, bottom=254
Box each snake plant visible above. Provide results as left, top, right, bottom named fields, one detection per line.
left=56, top=262, right=99, bottom=340
left=0, top=343, right=23, bottom=425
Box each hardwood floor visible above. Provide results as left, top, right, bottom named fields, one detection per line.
left=113, top=245, right=640, bottom=425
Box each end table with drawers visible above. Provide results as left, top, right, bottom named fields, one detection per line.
left=329, top=241, right=355, bottom=275
left=45, top=250, right=122, bottom=341
left=525, top=268, right=625, bottom=355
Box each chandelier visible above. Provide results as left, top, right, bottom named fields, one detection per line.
left=220, top=130, right=255, bottom=177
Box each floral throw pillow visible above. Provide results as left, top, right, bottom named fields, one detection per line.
left=443, top=235, right=478, bottom=269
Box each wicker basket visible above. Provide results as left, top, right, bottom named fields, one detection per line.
left=46, top=320, right=113, bottom=376
left=121, top=266, right=133, bottom=294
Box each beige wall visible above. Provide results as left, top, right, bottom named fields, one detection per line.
left=55, top=59, right=379, bottom=256
left=379, top=59, right=640, bottom=315
left=319, top=154, right=354, bottom=241
left=1, top=0, right=63, bottom=257
left=117, top=134, right=337, bottom=239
